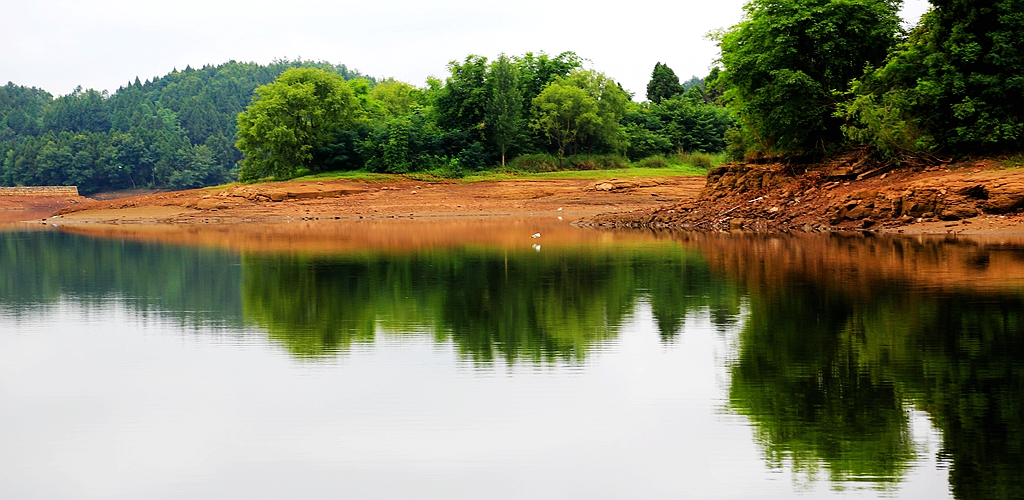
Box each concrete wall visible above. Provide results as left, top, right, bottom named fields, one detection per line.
left=0, top=186, right=80, bottom=197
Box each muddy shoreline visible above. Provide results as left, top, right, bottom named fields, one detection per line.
left=10, top=163, right=1024, bottom=236
left=42, top=176, right=704, bottom=226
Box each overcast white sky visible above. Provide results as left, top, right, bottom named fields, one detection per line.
left=2, top=0, right=932, bottom=100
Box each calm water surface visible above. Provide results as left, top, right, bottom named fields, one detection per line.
left=1, top=220, right=1021, bottom=499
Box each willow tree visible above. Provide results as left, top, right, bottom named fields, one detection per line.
left=236, top=68, right=361, bottom=180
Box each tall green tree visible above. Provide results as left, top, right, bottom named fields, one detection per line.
left=368, top=80, right=423, bottom=118
left=486, top=54, right=524, bottom=167
left=716, top=0, right=903, bottom=156
left=236, top=68, right=361, bottom=180
left=531, top=70, right=629, bottom=163
left=646, top=62, right=685, bottom=104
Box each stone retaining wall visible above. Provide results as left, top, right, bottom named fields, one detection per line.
left=0, top=186, right=79, bottom=197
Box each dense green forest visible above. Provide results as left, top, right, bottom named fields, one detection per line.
left=230, top=0, right=1024, bottom=181
left=0, top=60, right=371, bottom=194
left=0, top=53, right=731, bottom=193
left=3, top=0, right=1021, bottom=192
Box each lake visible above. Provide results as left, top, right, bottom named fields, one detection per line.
left=1, top=219, right=1021, bottom=499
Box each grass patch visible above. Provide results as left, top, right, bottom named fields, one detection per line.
left=633, top=152, right=728, bottom=170
left=999, top=154, right=1024, bottom=169
left=509, top=153, right=560, bottom=172
left=634, top=155, right=670, bottom=169
left=461, top=164, right=708, bottom=182
left=298, top=170, right=401, bottom=183
left=295, top=165, right=708, bottom=184
left=289, top=154, right=721, bottom=184
left=673, top=151, right=718, bottom=169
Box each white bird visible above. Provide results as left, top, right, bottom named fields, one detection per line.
left=531, top=232, right=541, bottom=238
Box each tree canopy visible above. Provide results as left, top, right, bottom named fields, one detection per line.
left=716, top=0, right=903, bottom=156
left=486, top=54, right=524, bottom=167
left=530, top=70, right=631, bottom=164
left=236, top=68, right=361, bottom=180
left=842, top=0, right=1024, bottom=157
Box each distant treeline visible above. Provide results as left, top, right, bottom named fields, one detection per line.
left=0, top=60, right=370, bottom=194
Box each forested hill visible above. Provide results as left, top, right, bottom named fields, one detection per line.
left=0, top=60, right=369, bottom=194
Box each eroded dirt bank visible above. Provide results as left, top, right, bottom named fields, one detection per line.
left=587, top=160, right=1024, bottom=234
left=48, top=176, right=704, bottom=224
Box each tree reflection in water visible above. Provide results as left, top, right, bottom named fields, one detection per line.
left=1, top=229, right=1021, bottom=497
left=239, top=245, right=737, bottom=362
left=709, top=234, right=1024, bottom=498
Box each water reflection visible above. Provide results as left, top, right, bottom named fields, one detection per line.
left=689, top=233, right=1024, bottom=497
left=729, top=284, right=916, bottom=487
left=240, top=247, right=737, bottom=362
left=0, top=224, right=740, bottom=363
left=0, top=229, right=242, bottom=327
left=1, top=224, right=1022, bottom=497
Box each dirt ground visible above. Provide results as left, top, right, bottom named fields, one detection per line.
left=47, top=176, right=705, bottom=225
left=0, top=195, right=90, bottom=225
left=12, top=161, right=1024, bottom=236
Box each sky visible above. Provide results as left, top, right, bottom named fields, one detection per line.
left=2, top=0, right=933, bottom=100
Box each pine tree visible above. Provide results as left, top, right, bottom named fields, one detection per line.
left=646, top=63, right=684, bottom=104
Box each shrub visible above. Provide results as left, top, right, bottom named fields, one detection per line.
left=431, top=156, right=465, bottom=179
left=509, top=153, right=559, bottom=172
left=565, top=154, right=629, bottom=170
left=634, top=155, right=669, bottom=169
left=672, top=151, right=716, bottom=170
left=565, top=155, right=598, bottom=170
